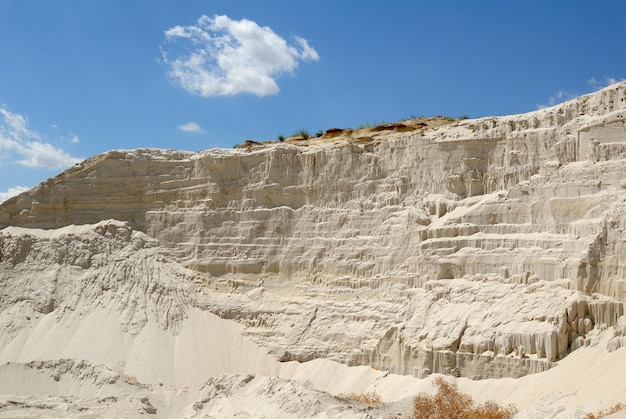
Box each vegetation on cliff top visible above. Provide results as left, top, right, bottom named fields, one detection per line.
left=234, top=115, right=471, bottom=149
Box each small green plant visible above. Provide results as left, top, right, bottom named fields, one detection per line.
left=411, top=377, right=516, bottom=419
left=294, top=129, right=310, bottom=140
left=278, top=134, right=285, bottom=142
left=315, top=129, right=324, bottom=137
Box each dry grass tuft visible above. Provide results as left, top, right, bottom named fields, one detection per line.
left=585, top=402, right=626, bottom=419
left=337, top=391, right=385, bottom=406
left=411, top=377, right=516, bottom=419
left=120, top=373, right=138, bottom=384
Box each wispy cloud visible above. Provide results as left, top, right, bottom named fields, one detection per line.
left=17, top=141, right=79, bottom=168
left=0, top=106, right=82, bottom=170
left=588, top=75, right=618, bottom=91
left=178, top=122, right=205, bottom=133
left=0, top=185, right=30, bottom=203
left=162, top=15, right=319, bottom=97
left=68, top=131, right=80, bottom=144
left=536, top=90, right=578, bottom=109
left=537, top=75, right=623, bottom=110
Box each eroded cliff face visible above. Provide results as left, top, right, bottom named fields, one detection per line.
left=1, top=82, right=626, bottom=380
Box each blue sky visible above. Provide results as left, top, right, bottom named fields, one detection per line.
left=1, top=0, right=625, bottom=201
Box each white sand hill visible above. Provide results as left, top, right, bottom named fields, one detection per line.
left=1, top=81, right=626, bottom=417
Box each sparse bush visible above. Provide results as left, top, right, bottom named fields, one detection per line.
left=411, top=377, right=516, bottom=419
left=121, top=373, right=138, bottom=384
left=585, top=402, right=626, bottom=419
left=315, top=129, right=324, bottom=137
left=294, top=129, right=310, bottom=140
left=357, top=119, right=387, bottom=129
left=337, top=391, right=384, bottom=406
left=278, top=134, right=285, bottom=142
left=234, top=139, right=261, bottom=149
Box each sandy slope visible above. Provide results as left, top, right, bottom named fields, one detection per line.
left=0, top=280, right=624, bottom=417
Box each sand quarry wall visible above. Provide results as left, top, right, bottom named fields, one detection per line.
left=1, top=82, right=626, bottom=382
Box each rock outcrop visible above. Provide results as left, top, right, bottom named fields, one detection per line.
left=1, top=82, right=626, bottom=386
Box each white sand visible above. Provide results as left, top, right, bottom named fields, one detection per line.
left=1, top=298, right=624, bottom=418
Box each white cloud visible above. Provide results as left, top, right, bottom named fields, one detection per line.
left=0, top=185, right=30, bottom=203
left=162, top=15, right=319, bottom=97
left=588, top=76, right=619, bottom=91
left=0, top=107, right=40, bottom=144
left=536, top=90, right=578, bottom=110
left=69, top=131, right=80, bottom=143
left=17, top=141, right=80, bottom=168
left=0, top=106, right=82, bottom=170
left=178, top=122, right=205, bottom=133
left=537, top=76, right=623, bottom=109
